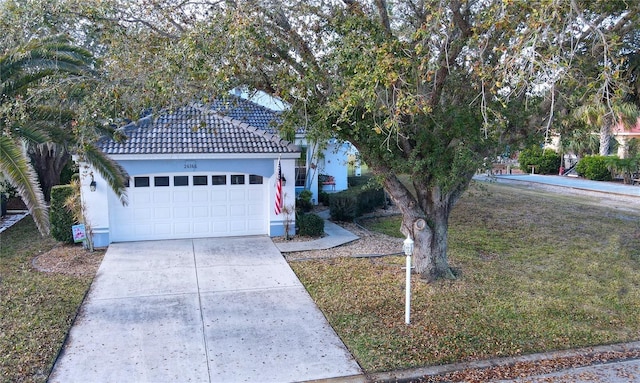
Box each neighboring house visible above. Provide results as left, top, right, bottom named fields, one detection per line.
left=79, top=104, right=300, bottom=247
left=613, top=118, right=640, bottom=158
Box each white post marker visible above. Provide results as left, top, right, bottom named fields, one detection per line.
left=403, top=235, right=414, bottom=325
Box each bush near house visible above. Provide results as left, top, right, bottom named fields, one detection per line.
left=296, top=189, right=314, bottom=213
left=329, top=185, right=385, bottom=221
left=50, top=185, right=76, bottom=243
left=576, top=155, right=612, bottom=181
left=318, top=190, right=330, bottom=206
left=297, top=213, right=325, bottom=237
left=518, top=146, right=561, bottom=174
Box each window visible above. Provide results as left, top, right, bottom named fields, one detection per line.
left=134, top=177, right=150, bottom=187
left=174, top=176, right=189, bottom=186
left=295, top=146, right=307, bottom=187
left=193, top=175, right=208, bottom=186
left=124, top=178, right=130, bottom=188
left=231, top=175, right=245, bottom=185
left=211, top=175, right=227, bottom=185
left=249, top=175, right=263, bottom=184
left=154, top=176, right=170, bottom=187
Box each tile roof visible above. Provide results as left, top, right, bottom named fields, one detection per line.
left=98, top=105, right=299, bottom=155
left=210, top=95, right=284, bottom=134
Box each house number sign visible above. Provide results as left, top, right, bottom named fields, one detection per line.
left=184, top=160, right=197, bottom=169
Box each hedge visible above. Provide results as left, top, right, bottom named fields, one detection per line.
left=297, top=213, right=324, bottom=237
left=50, top=185, right=76, bottom=243
left=576, top=155, right=612, bottom=181
left=518, top=146, right=561, bottom=174
left=329, top=187, right=385, bottom=222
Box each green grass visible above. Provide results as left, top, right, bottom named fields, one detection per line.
left=0, top=219, right=93, bottom=383
left=290, top=182, right=640, bottom=372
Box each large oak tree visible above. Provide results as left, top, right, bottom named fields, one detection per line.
left=51, top=0, right=640, bottom=280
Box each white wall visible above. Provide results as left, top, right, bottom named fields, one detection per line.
left=268, top=157, right=297, bottom=237
left=78, top=163, right=112, bottom=247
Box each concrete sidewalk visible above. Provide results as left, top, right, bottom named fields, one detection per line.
left=275, top=219, right=359, bottom=252
left=275, top=209, right=359, bottom=253
left=48, top=237, right=362, bottom=383
left=482, top=174, right=640, bottom=197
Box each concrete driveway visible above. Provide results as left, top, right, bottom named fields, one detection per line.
left=48, top=237, right=362, bottom=382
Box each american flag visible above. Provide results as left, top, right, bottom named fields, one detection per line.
left=275, top=158, right=283, bottom=215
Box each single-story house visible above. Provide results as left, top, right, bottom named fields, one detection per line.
left=79, top=104, right=300, bottom=247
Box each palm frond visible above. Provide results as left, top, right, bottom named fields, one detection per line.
left=8, top=123, right=50, bottom=145
left=613, top=103, right=640, bottom=128
left=0, top=135, right=49, bottom=235
left=80, top=143, right=129, bottom=206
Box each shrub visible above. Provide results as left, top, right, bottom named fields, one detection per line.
left=329, top=186, right=385, bottom=221
left=576, top=155, right=612, bottom=181
left=318, top=191, right=330, bottom=206
left=50, top=185, right=76, bottom=243
left=298, top=213, right=324, bottom=237
left=296, top=189, right=313, bottom=212
left=518, top=146, right=561, bottom=174
left=330, top=194, right=357, bottom=221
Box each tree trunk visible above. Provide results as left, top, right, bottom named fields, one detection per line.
left=28, top=143, right=70, bottom=203
left=383, top=174, right=457, bottom=283
left=599, top=123, right=611, bottom=156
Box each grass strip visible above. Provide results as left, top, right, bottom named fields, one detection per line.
left=0, top=219, right=93, bottom=383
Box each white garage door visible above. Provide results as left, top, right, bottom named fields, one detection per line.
left=110, top=172, right=268, bottom=242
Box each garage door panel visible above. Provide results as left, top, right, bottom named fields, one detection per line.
left=247, top=189, right=263, bottom=199
left=193, top=206, right=210, bottom=218
left=229, top=221, right=247, bottom=231
left=174, top=207, right=190, bottom=219
left=229, top=190, right=246, bottom=201
left=192, top=190, right=209, bottom=202
left=211, top=208, right=227, bottom=220
left=154, top=223, right=172, bottom=235
left=110, top=172, right=268, bottom=242
left=134, top=208, right=153, bottom=220
left=132, top=192, right=152, bottom=204
left=174, top=222, right=191, bottom=234
left=173, top=191, right=190, bottom=203
left=247, top=203, right=264, bottom=216
left=135, top=225, right=153, bottom=236
left=154, top=191, right=171, bottom=203
left=193, top=222, right=210, bottom=233
left=211, top=190, right=227, bottom=201
left=212, top=222, right=228, bottom=233
left=247, top=219, right=264, bottom=233
left=230, top=204, right=246, bottom=216
left=154, top=207, right=171, bottom=219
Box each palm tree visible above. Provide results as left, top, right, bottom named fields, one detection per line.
left=573, top=103, right=639, bottom=156
left=0, top=35, right=95, bottom=234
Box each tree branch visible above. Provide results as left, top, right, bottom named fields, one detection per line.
left=374, top=0, right=391, bottom=34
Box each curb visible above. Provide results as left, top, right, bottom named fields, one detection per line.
left=367, top=341, right=640, bottom=382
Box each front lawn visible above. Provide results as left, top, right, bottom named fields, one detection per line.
left=0, top=219, right=93, bottom=383
left=290, top=182, right=640, bottom=373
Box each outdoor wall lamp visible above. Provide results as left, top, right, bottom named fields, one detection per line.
left=403, top=235, right=414, bottom=325
left=281, top=176, right=287, bottom=187
left=89, top=173, right=97, bottom=192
